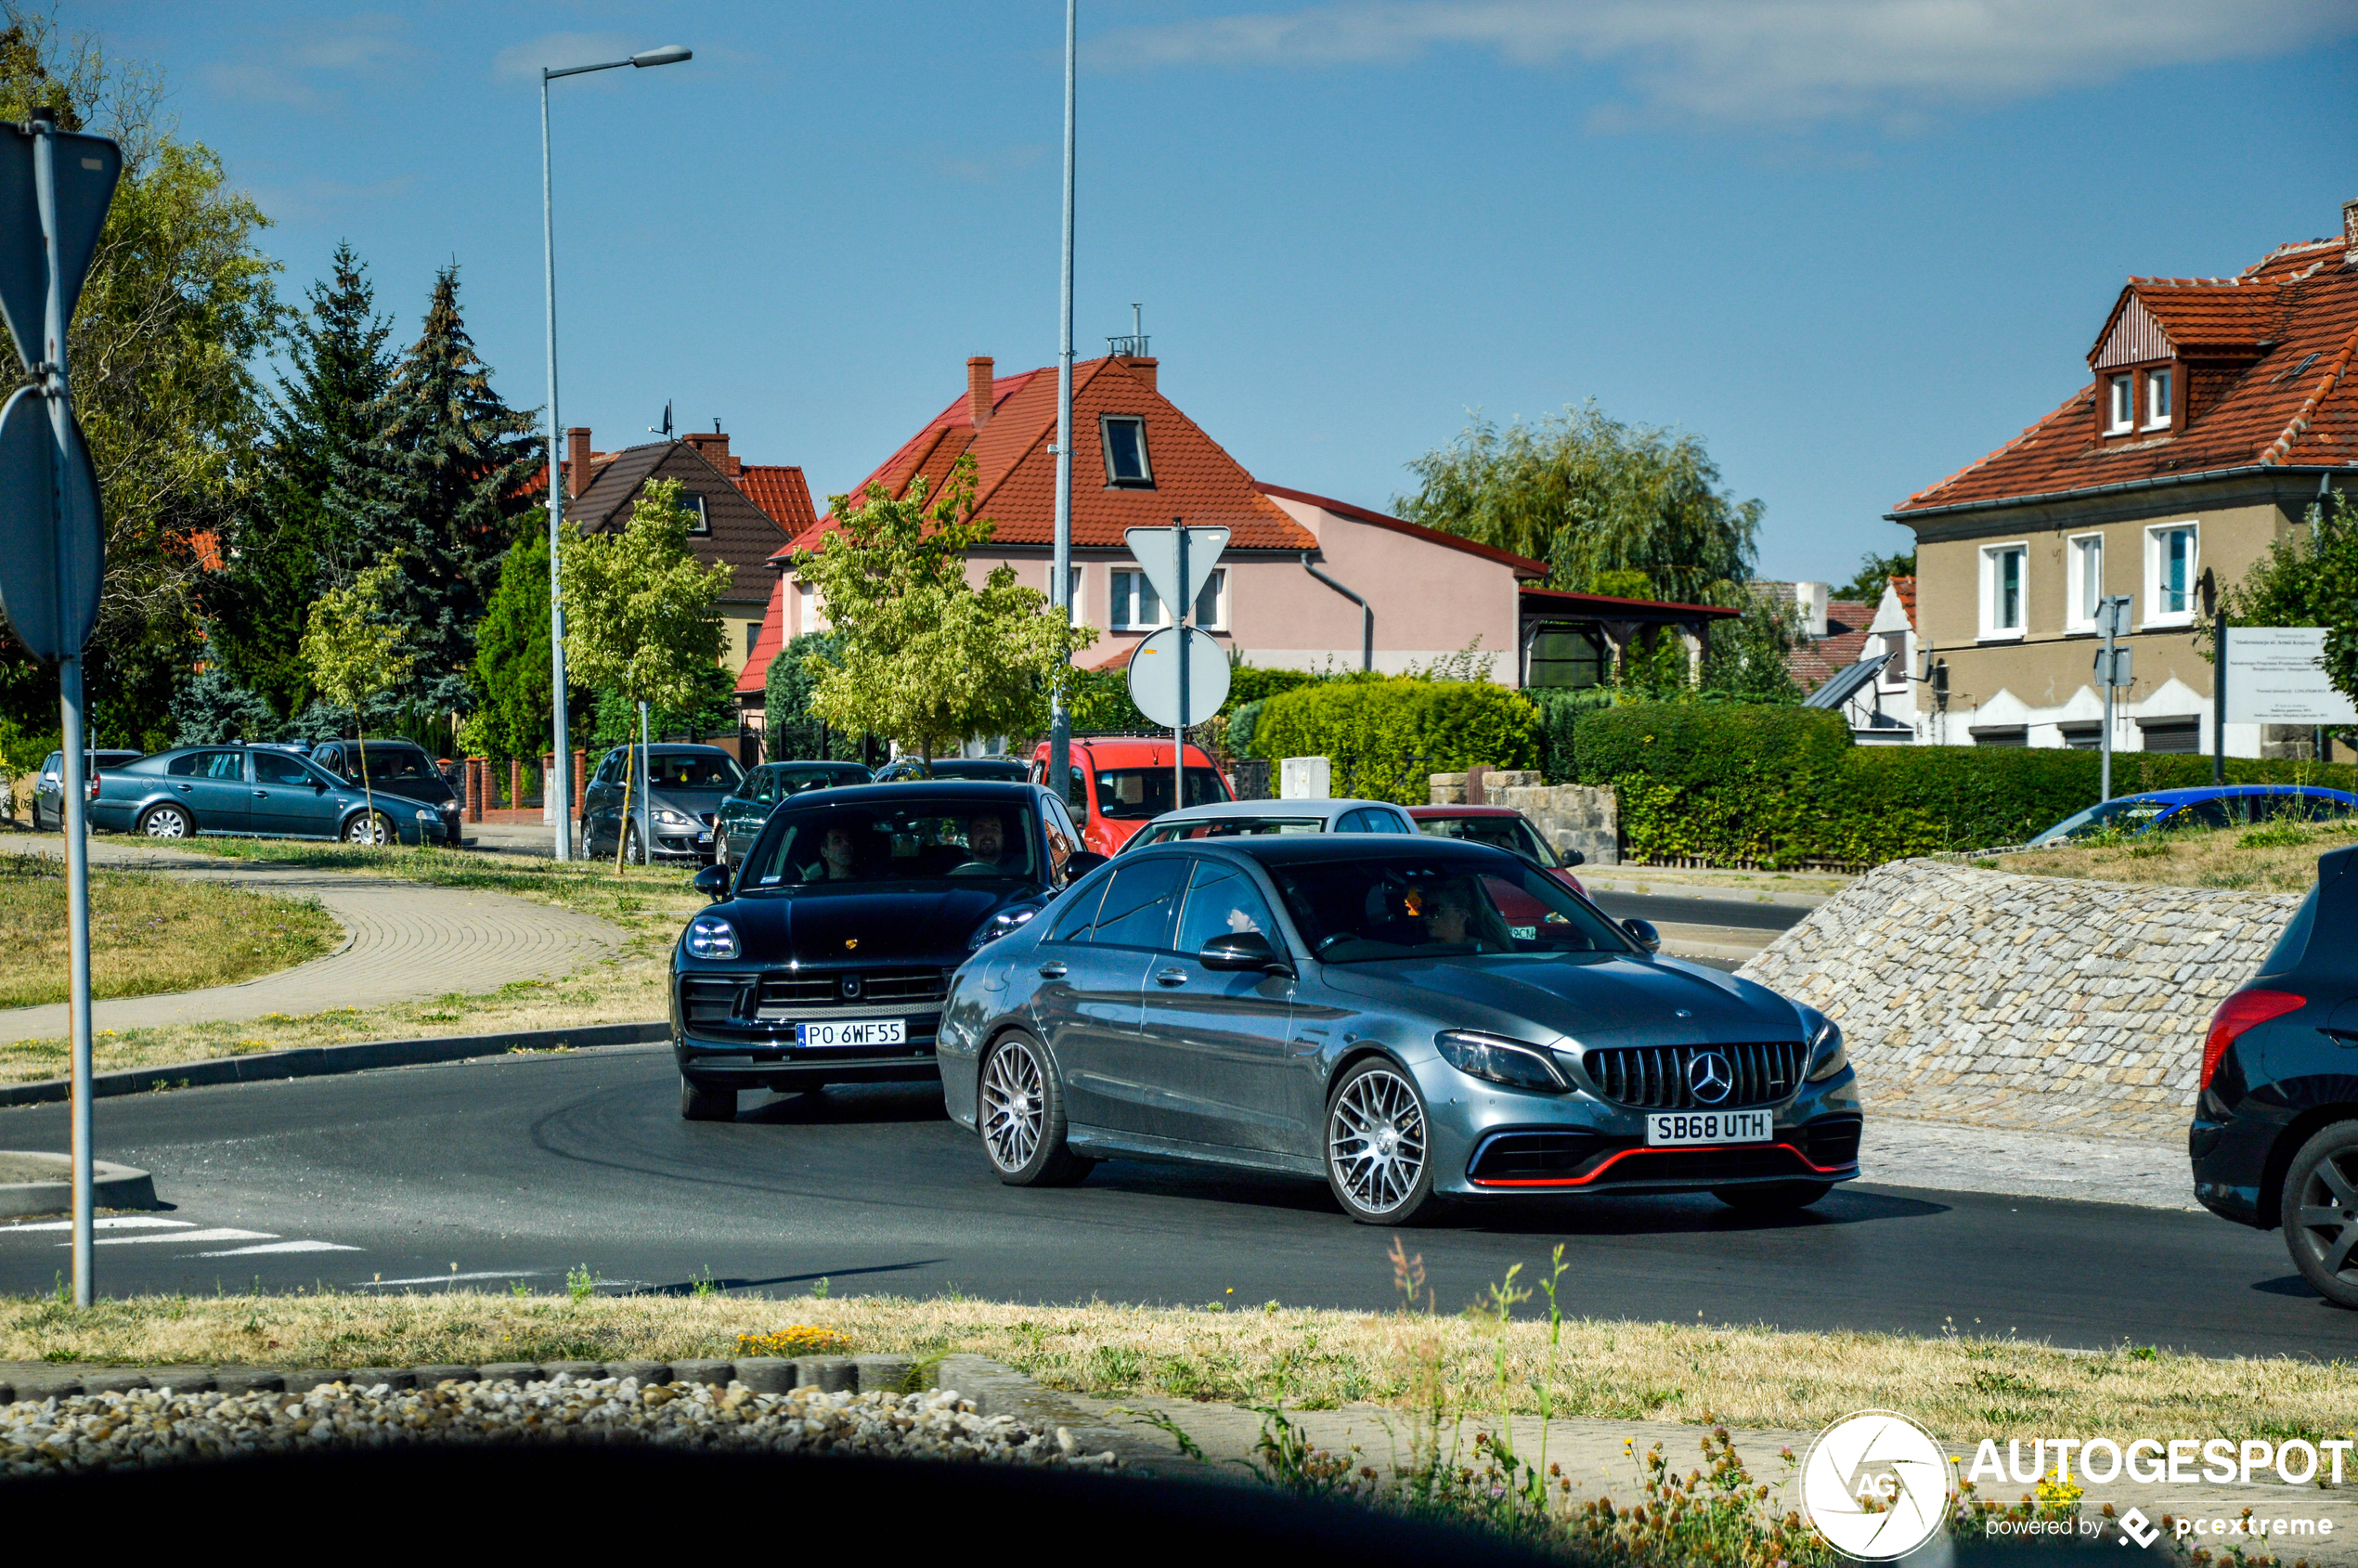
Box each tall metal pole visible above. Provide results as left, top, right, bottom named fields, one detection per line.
left=2213, top=607, right=2228, bottom=785
left=639, top=699, right=652, bottom=864
left=1048, top=0, right=1077, bottom=800
left=1173, top=523, right=1187, bottom=811
left=541, top=72, right=575, bottom=861
left=33, top=115, right=93, bottom=1306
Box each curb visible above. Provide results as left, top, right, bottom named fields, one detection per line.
left=0, top=1156, right=158, bottom=1217
left=0, top=1353, right=1219, bottom=1477
left=0, top=1020, right=670, bottom=1109
left=1583, top=875, right=1835, bottom=910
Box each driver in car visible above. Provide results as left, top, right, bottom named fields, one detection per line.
left=960, top=812, right=1023, bottom=873
left=813, top=823, right=860, bottom=882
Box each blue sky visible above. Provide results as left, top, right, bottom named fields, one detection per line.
left=82, top=0, right=2358, bottom=583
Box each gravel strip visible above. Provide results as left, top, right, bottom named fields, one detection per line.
left=0, top=1373, right=1119, bottom=1478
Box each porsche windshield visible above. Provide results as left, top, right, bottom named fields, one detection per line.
left=1265, top=854, right=1628, bottom=963
left=746, top=802, right=1040, bottom=888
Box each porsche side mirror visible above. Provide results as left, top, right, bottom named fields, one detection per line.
left=1200, top=930, right=1291, bottom=976
left=1064, top=850, right=1108, bottom=880
left=693, top=863, right=731, bottom=902
left=1621, top=917, right=1661, bottom=953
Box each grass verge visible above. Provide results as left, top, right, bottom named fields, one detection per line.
left=1986, top=817, right=2358, bottom=894
left=3, top=1288, right=2351, bottom=1445
left=0, top=839, right=703, bottom=1085
left=0, top=852, right=339, bottom=1010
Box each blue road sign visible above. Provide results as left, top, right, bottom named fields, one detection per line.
left=0, top=123, right=120, bottom=370
left=0, top=383, right=102, bottom=660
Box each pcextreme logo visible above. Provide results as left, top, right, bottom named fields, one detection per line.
left=1799, top=1410, right=1955, bottom=1560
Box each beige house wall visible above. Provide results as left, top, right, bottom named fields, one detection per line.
left=1904, top=480, right=2321, bottom=753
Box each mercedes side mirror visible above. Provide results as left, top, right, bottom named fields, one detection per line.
left=693, top=863, right=731, bottom=902
left=1621, top=917, right=1661, bottom=954
left=1200, top=930, right=1291, bottom=975
left=1064, top=850, right=1108, bottom=880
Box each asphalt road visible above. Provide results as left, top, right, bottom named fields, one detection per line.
left=0, top=1044, right=2337, bottom=1359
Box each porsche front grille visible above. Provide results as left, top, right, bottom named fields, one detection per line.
left=1580, top=1042, right=1805, bottom=1110
left=756, top=968, right=950, bottom=1012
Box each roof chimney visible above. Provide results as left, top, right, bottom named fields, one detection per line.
left=682, top=426, right=737, bottom=476
left=2344, top=198, right=2358, bottom=265
left=1120, top=356, right=1158, bottom=394
left=967, top=356, right=994, bottom=429
left=566, top=427, right=591, bottom=499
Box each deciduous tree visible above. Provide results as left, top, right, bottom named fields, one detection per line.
left=301, top=559, right=414, bottom=838
left=791, top=456, right=1096, bottom=761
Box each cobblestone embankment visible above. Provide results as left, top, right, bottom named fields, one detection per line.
left=1737, top=859, right=2300, bottom=1144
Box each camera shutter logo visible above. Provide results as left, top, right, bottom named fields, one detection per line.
left=1688, top=1051, right=1733, bottom=1106
left=1799, top=1410, right=1953, bottom=1560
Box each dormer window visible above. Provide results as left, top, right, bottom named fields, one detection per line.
left=2106, top=375, right=2134, bottom=434
left=1100, top=415, right=1153, bottom=488
left=2143, top=368, right=2172, bottom=430
left=680, top=492, right=710, bottom=535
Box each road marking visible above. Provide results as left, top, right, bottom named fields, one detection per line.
left=73, top=1227, right=274, bottom=1248
left=197, top=1239, right=362, bottom=1256
left=356, top=1270, right=541, bottom=1287
left=7, top=1216, right=193, bottom=1233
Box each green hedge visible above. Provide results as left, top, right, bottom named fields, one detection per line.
left=1224, top=665, right=1323, bottom=713
left=1577, top=703, right=2358, bottom=867
left=1250, top=678, right=1541, bottom=804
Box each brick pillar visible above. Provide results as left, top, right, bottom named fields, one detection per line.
left=509, top=758, right=523, bottom=814
left=1467, top=764, right=1489, bottom=807
left=573, top=750, right=588, bottom=819
left=466, top=758, right=486, bottom=823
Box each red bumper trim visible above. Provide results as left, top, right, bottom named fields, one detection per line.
left=1469, top=1140, right=1856, bottom=1189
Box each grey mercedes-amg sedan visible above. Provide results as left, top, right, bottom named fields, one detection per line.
left=938, top=836, right=1859, bottom=1225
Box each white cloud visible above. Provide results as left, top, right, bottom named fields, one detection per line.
left=492, top=32, right=641, bottom=81
left=1083, top=0, right=2358, bottom=125
left=197, top=15, right=413, bottom=109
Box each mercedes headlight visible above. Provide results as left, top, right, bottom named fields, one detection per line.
left=685, top=915, right=740, bottom=960
left=1804, top=1012, right=1847, bottom=1082
left=969, top=905, right=1039, bottom=952
left=1435, top=1030, right=1566, bottom=1093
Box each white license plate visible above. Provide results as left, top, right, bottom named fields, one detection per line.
left=796, top=1018, right=906, bottom=1049
left=1646, top=1108, right=1772, bottom=1147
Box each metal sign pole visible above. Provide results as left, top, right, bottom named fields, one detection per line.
left=639, top=700, right=652, bottom=862
left=541, top=70, right=573, bottom=862
left=2100, top=605, right=2116, bottom=805
left=32, top=115, right=94, bottom=1306
left=1173, top=523, right=1187, bottom=810
left=1047, top=0, right=1077, bottom=797
left=2215, top=612, right=2228, bottom=786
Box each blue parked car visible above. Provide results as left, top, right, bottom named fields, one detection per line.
left=86, top=744, right=454, bottom=846
left=2028, top=785, right=2358, bottom=847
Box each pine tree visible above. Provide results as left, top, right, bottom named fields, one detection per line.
left=211, top=241, right=396, bottom=718
left=333, top=266, right=541, bottom=716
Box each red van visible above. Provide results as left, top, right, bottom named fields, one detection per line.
left=1030, top=736, right=1232, bottom=856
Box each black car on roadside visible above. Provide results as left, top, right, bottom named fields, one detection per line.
left=2191, top=843, right=2358, bottom=1304
left=873, top=756, right=1030, bottom=784
left=307, top=739, right=462, bottom=849
left=668, top=780, right=1100, bottom=1121
left=712, top=759, right=874, bottom=872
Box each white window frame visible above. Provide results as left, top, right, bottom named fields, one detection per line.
left=1192, top=568, right=1226, bottom=631
left=1874, top=631, right=1909, bottom=691
left=2066, top=532, right=2105, bottom=633
left=2143, top=367, right=2173, bottom=431
left=2143, top=521, right=2198, bottom=628
left=1978, top=542, right=2028, bottom=641
left=1099, top=415, right=1154, bottom=488
left=1108, top=567, right=1169, bottom=630
left=2106, top=374, right=2134, bottom=434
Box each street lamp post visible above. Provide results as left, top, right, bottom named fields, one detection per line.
left=540, top=43, right=691, bottom=860
left=1048, top=0, right=1076, bottom=804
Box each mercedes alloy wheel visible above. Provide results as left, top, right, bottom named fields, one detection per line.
left=1326, top=1058, right=1439, bottom=1225
left=979, top=1031, right=1092, bottom=1187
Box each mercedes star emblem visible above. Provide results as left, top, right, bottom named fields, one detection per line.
left=1688, top=1050, right=1733, bottom=1105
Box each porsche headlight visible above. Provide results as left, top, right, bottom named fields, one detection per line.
left=1435, top=1030, right=1566, bottom=1094
left=969, top=905, right=1039, bottom=952
left=1804, top=1014, right=1847, bottom=1082
left=685, top=915, right=740, bottom=960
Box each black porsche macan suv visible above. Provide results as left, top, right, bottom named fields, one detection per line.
left=2191, top=842, right=2358, bottom=1304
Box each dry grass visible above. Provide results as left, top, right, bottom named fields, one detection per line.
left=0, top=842, right=704, bottom=1085
left=1986, top=817, right=2358, bottom=893
left=1, top=1289, right=2351, bottom=1445
left=0, top=852, right=339, bottom=1010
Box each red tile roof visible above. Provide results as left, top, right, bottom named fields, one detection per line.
left=735, top=575, right=788, bottom=697
left=1890, top=576, right=1916, bottom=629
left=777, top=356, right=1316, bottom=561
left=735, top=464, right=818, bottom=533
left=1896, top=234, right=2358, bottom=514
left=1787, top=601, right=1877, bottom=691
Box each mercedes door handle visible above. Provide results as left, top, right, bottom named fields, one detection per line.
left=1153, top=968, right=1189, bottom=987
left=1037, top=961, right=1068, bottom=979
